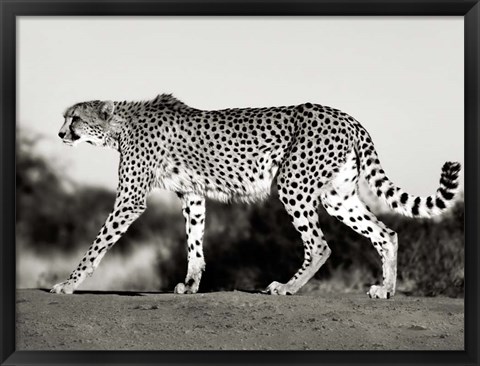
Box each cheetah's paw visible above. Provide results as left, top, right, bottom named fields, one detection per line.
left=174, top=282, right=198, bottom=294
left=50, top=280, right=75, bottom=294
left=263, top=281, right=295, bottom=296
left=367, top=285, right=392, bottom=299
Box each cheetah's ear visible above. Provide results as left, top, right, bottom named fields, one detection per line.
left=99, top=100, right=115, bottom=120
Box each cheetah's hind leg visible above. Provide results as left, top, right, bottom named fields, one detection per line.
left=320, top=153, right=398, bottom=299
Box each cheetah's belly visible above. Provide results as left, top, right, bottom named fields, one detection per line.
left=155, top=152, right=280, bottom=203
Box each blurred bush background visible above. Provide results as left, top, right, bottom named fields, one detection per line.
left=16, top=129, right=464, bottom=297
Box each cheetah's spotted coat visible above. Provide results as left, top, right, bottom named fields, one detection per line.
left=53, top=94, right=461, bottom=298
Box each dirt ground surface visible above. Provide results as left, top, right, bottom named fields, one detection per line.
left=16, top=289, right=463, bottom=350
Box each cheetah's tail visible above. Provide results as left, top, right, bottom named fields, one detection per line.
left=356, top=131, right=461, bottom=218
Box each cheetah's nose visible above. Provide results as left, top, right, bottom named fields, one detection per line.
left=58, top=131, right=66, bottom=139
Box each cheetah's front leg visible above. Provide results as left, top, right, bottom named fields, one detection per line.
left=174, top=194, right=206, bottom=294
left=50, top=196, right=146, bottom=294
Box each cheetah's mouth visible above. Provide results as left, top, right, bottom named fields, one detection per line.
left=69, top=127, right=81, bottom=141
left=62, top=129, right=82, bottom=146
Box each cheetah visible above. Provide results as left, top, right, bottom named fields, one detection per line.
left=52, top=94, right=461, bottom=298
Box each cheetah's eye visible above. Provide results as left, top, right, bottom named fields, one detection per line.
left=71, top=116, right=80, bottom=123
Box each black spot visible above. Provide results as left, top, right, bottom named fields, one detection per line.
left=400, top=193, right=408, bottom=204
left=436, top=198, right=446, bottom=209
left=375, top=177, right=386, bottom=188
left=426, top=196, right=434, bottom=209
left=440, top=177, right=459, bottom=190
left=186, top=278, right=195, bottom=287
left=412, top=197, right=421, bottom=216
left=439, top=188, right=454, bottom=200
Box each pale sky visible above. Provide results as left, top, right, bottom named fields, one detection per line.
left=18, top=17, right=464, bottom=199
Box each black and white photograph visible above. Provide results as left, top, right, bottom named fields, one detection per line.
left=10, top=11, right=468, bottom=355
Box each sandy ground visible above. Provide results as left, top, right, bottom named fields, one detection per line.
left=16, top=289, right=463, bottom=351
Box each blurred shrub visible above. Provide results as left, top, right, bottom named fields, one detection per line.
left=16, top=129, right=464, bottom=297
left=16, top=131, right=115, bottom=253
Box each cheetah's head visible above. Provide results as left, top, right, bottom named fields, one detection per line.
left=59, top=100, right=117, bottom=147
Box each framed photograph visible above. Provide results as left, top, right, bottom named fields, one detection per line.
left=1, top=1, right=479, bottom=365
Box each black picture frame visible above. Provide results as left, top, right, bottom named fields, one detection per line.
left=1, top=1, right=478, bottom=365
